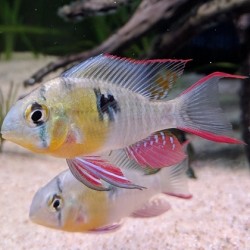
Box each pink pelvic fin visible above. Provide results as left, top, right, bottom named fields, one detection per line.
left=89, top=221, right=123, bottom=233
left=164, top=192, right=192, bottom=199
left=126, top=131, right=186, bottom=169
left=67, top=157, right=145, bottom=191
left=67, top=158, right=109, bottom=191
left=131, top=198, right=171, bottom=218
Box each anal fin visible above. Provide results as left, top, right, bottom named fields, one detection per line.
left=131, top=197, right=171, bottom=218
left=126, top=130, right=186, bottom=169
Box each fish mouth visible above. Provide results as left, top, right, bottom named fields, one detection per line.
left=29, top=205, right=36, bottom=222
left=1, top=109, right=24, bottom=142
left=1, top=112, right=15, bottom=140
left=1, top=129, right=12, bottom=141
left=29, top=189, right=44, bottom=223
left=0, top=129, right=12, bottom=140
left=1, top=124, right=20, bottom=141
left=1, top=119, right=8, bottom=138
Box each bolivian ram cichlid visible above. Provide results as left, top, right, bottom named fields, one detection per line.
left=1, top=54, right=245, bottom=190
left=29, top=152, right=191, bottom=233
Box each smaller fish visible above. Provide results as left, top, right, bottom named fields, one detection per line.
left=29, top=156, right=191, bottom=232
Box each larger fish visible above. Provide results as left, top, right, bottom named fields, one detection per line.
left=1, top=54, right=245, bottom=190
left=29, top=154, right=191, bottom=232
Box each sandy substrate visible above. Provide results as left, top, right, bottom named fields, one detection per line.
left=0, top=54, right=249, bottom=250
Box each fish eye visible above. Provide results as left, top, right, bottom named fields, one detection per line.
left=49, top=194, right=63, bottom=212
left=25, top=102, right=49, bottom=127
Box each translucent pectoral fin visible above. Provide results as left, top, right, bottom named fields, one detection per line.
left=131, top=197, right=171, bottom=218
left=126, top=130, right=186, bottom=169
left=49, top=119, right=68, bottom=151
left=66, top=156, right=145, bottom=191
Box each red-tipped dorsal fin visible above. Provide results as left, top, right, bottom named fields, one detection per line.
left=61, top=54, right=190, bottom=100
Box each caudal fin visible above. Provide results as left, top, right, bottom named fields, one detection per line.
left=176, top=72, right=246, bottom=144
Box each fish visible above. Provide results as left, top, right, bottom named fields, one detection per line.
left=1, top=54, right=245, bottom=190
left=29, top=152, right=192, bottom=233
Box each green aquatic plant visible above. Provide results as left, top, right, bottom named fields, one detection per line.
left=126, top=35, right=153, bottom=58
left=0, top=0, right=63, bottom=60
left=0, top=0, right=21, bottom=60
left=0, top=82, right=19, bottom=152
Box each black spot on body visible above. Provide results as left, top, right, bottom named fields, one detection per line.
left=95, top=90, right=120, bottom=121
left=94, top=88, right=104, bottom=121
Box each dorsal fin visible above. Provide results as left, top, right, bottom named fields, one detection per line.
left=61, top=54, right=190, bottom=100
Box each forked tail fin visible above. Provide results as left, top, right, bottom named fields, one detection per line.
left=176, top=72, right=246, bottom=144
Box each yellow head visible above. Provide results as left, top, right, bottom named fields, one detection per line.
left=1, top=78, right=110, bottom=158
left=1, top=80, right=69, bottom=155
left=29, top=170, right=109, bottom=232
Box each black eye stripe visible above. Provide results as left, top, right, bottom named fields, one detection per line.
left=31, top=102, right=43, bottom=111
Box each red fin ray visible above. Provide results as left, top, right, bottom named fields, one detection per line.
left=67, top=157, right=145, bottom=191
left=179, top=128, right=244, bottom=144
left=67, top=159, right=108, bottom=191
left=61, top=54, right=190, bottom=100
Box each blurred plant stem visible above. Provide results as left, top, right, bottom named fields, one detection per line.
left=0, top=0, right=63, bottom=60
left=0, top=82, right=19, bottom=152
left=0, top=0, right=21, bottom=60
